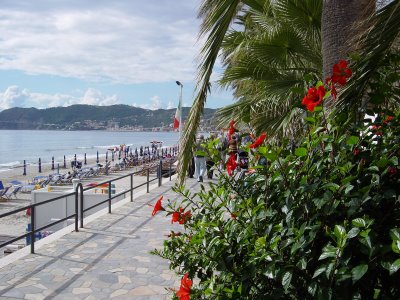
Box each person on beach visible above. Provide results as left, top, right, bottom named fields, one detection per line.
left=194, top=135, right=206, bottom=182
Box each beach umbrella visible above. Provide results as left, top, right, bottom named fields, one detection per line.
left=23, top=160, right=26, bottom=176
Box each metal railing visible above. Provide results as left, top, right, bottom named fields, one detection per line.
left=0, top=158, right=175, bottom=254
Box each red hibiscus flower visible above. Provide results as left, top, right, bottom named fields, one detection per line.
left=371, top=125, right=382, bottom=136
left=384, top=116, right=394, bottom=125
left=151, top=196, right=164, bottom=216
left=388, top=166, right=397, bottom=175
left=226, top=153, right=237, bottom=176
left=301, top=86, right=326, bottom=112
left=353, top=148, right=360, bottom=156
left=250, top=133, right=267, bottom=149
left=228, top=120, right=235, bottom=140
left=330, top=60, right=352, bottom=86
left=171, top=208, right=191, bottom=224
left=176, top=273, right=192, bottom=300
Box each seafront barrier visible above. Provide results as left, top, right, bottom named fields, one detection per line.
left=12, top=144, right=178, bottom=177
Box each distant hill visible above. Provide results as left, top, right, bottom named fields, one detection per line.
left=0, top=105, right=217, bottom=130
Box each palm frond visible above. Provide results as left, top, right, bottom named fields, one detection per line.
left=178, top=0, right=244, bottom=184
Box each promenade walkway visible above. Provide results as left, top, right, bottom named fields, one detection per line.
left=0, top=177, right=208, bottom=300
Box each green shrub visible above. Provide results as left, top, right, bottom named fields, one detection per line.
left=153, top=73, right=400, bottom=300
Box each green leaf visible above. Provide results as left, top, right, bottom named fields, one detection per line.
left=304, top=117, right=315, bottom=123
left=390, top=259, right=400, bottom=275
left=319, top=245, right=337, bottom=260
left=334, top=225, right=346, bottom=244
left=347, top=228, right=360, bottom=239
left=352, top=218, right=366, bottom=228
left=313, top=265, right=327, bottom=278
left=295, top=147, right=307, bottom=157
left=282, top=271, right=292, bottom=290
left=352, top=264, right=368, bottom=282
left=346, top=136, right=359, bottom=145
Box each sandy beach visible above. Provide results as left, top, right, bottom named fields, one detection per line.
left=0, top=154, right=168, bottom=252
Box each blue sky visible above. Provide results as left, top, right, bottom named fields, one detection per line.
left=0, top=0, right=233, bottom=111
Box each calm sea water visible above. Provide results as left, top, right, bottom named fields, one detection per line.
left=0, top=130, right=179, bottom=170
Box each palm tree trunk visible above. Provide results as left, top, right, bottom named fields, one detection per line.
left=322, top=0, right=375, bottom=79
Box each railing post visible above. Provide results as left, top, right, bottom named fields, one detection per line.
left=169, top=159, right=172, bottom=181
left=30, top=206, right=35, bottom=254
left=84, top=153, right=87, bottom=165
left=158, top=160, right=162, bottom=187
left=51, top=157, right=54, bottom=170
left=147, top=168, right=150, bottom=193
left=108, top=182, right=112, bottom=214
left=75, top=186, right=79, bottom=232
left=130, top=174, right=133, bottom=202
left=63, top=155, right=66, bottom=168
left=80, top=186, right=84, bottom=228
left=23, top=160, right=26, bottom=176
left=38, top=158, right=42, bottom=173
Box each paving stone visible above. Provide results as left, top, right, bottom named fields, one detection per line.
left=24, top=293, right=45, bottom=300
left=0, top=178, right=207, bottom=299
left=72, top=287, right=92, bottom=295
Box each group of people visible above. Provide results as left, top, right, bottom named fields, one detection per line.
left=189, top=131, right=252, bottom=182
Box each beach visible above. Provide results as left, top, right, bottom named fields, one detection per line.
left=0, top=152, right=173, bottom=254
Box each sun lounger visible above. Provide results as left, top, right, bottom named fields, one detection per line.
left=0, top=186, right=11, bottom=201
left=4, top=185, right=23, bottom=199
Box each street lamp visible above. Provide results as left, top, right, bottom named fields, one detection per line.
left=176, top=81, right=183, bottom=141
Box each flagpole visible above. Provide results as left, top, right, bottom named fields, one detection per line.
left=176, top=81, right=183, bottom=141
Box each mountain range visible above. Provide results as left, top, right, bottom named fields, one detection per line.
left=0, top=105, right=217, bottom=130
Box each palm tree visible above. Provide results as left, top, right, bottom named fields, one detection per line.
left=322, top=0, right=375, bottom=79
left=215, top=0, right=322, bottom=136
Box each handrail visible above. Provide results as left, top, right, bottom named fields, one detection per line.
left=0, top=157, right=176, bottom=254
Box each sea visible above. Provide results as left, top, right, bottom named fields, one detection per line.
left=0, top=130, right=179, bottom=173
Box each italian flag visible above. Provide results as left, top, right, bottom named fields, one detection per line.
left=173, top=99, right=181, bottom=130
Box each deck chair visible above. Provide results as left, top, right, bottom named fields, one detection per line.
left=0, top=186, right=11, bottom=201
left=5, top=185, right=22, bottom=199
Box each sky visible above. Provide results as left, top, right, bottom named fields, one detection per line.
left=0, top=0, right=233, bottom=111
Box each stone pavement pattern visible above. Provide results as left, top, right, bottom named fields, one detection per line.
left=0, top=177, right=206, bottom=299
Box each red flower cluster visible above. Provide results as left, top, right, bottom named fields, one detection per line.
left=371, top=124, right=383, bottom=136
left=301, top=86, right=326, bottom=112
left=326, top=60, right=352, bottom=99
left=176, top=273, right=192, bottom=300
left=250, top=133, right=267, bottom=149
left=329, top=60, right=352, bottom=86
left=388, top=166, right=397, bottom=175
left=353, top=148, right=360, bottom=156
left=151, top=196, right=164, bottom=216
left=228, top=120, right=235, bottom=140
left=226, top=153, right=238, bottom=176
left=384, top=115, right=394, bottom=125
left=172, top=208, right=192, bottom=224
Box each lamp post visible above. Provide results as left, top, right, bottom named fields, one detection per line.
left=176, top=81, right=183, bottom=141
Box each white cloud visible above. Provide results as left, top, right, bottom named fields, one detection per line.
left=0, top=86, right=30, bottom=109
left=133, top=95, right=174, bottom=110
left=167, top=101, right=175, bottom=109
left=0, top=1, right=201, bottom=84
left=0, top=86, right=119, bottom=110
